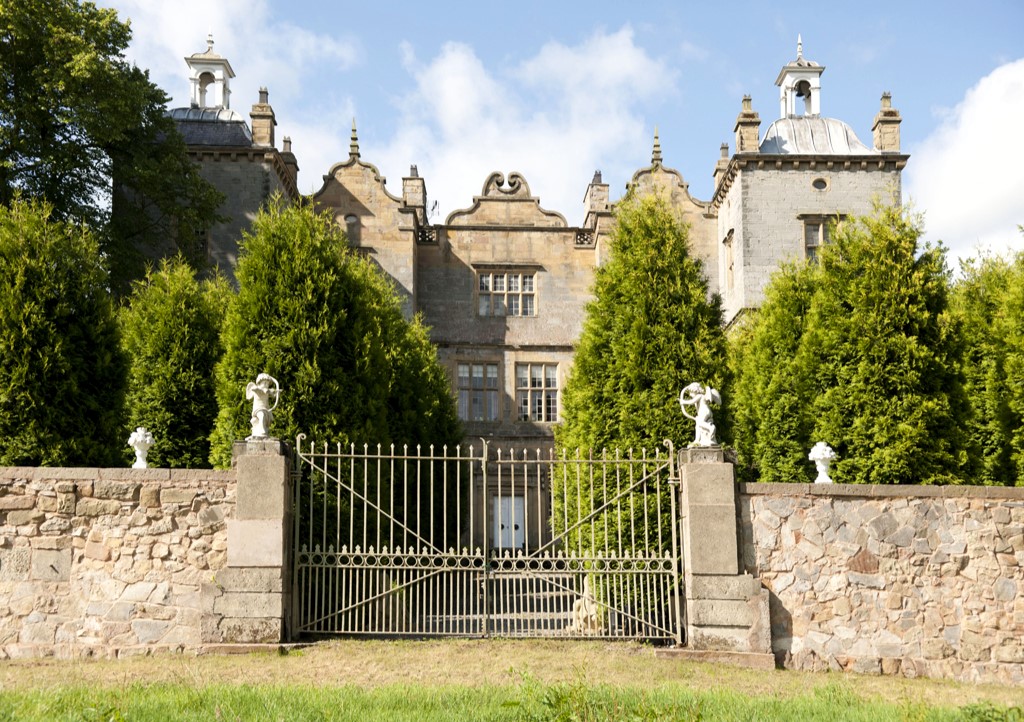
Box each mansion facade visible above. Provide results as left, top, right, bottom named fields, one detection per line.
left=171, top=37, right=907, bottom=449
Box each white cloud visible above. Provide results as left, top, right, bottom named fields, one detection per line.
left=105, top=0, right=358, bottom=107
left=678, top=41, right=709, bottom=63
left=906, top=59, right=1024, bottom=266
left=373, top=28, right=674, bottom=225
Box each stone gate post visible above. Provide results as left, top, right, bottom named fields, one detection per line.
left=208, top=439, right=292, bottom=644
left=677, top=448, right=772, bottom=661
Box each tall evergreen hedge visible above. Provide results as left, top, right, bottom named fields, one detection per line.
left=0, top=198, right=126, bottom=465
left=733, top=204, right=967, bottom=484
left=951, top=249, right=1024, bottom=486
left=209, top=200, right=459, bottom=467
left=556, top=191, right=728, bottom=454
left=120, top=257, right=229, bottom=467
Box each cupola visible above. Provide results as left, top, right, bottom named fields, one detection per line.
left=775, top=35, right=824, bottom=118
left=185, top=34, right=235, bottom=109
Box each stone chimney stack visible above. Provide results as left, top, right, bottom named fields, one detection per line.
left=280, top=136, right=299, bottom=185
left=713, top=143, right=730, bottom=191
left=583, top=170, right=610, bottom=230
left=734, top=96, right=761, bottom=153
left=872, top=92, right=902, bottom=153
left=403, top=165, right=427, bottom=210
left=250, top=87, right=276, bottom=148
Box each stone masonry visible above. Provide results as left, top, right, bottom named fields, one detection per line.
left=0, top=440, right=293, bottom=658
left=739, top=483, right=1024, bottom=685
left=0, top=466, right=234, bottom=658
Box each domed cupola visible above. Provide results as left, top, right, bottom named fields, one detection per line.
left=759, top=37, right=876, bottom=155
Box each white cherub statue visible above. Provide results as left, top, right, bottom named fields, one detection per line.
left=679, top=383, right=721, bottom=447
left=567, top=576, right=602, bottom=634
left=245, top=373, right=280, bottom=440
left=809, top=442, right=837, bottom=484
left=127, top=427, right=154, bottom=469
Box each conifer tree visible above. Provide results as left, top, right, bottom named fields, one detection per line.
left=730, top=262, right=818, bottom=483
left=209, top=200, right=459, bottom=468
left=554, top=191, right=727, bottom=553
left=952, top=244, right=1024, bottom=486
left=733, top=204, right=967, bottom=484
left=120, top=257, right=230, bottom=468
left=556, top=191, right=728, bottom=454
left=0, top=198, right=126, bottom=465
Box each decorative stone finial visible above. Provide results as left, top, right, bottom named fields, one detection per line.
left=652, top=127, right=663, bottom=165
left=283, top=136, right=292, bottom=152
left=880, top=91, right=892, bottom=109
left=349, top=118, right=360, bottom=159
left=797, top=34, right=803, bottom=60
left=206, top=32, right=214, bottom=53
left=679, top=383, right=722, bottom=447
left=258, top=86, right=269, bottom=104
left=742, top=95, right=753, bottom=112
left=720, top=143, right=729, bottom=158
left=246, top=373, right=280, bottom=440
left=127, top=427, right=154, bottom=469
left=592, top=170, right=602, bottom=184
left=809, top=442, right=836, bottom=484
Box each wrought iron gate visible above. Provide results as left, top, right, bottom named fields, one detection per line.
left=292, top=436, right=684, bottom=643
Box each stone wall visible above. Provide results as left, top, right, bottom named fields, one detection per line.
left=739, top=483, right=1024, bottom=685
left=717, top=161, right=903, bottom=323
left=0, top=466, right=235, bottom=658
left=193, top=150, right=294, bottom=282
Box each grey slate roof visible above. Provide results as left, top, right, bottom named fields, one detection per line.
left=759, top=116, right=875, bottom=155
left=169, top=107, right=253, bottom=147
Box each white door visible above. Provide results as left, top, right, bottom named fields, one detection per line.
left=492, top=496, right=525, bottom=549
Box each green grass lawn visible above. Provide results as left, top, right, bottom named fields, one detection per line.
left=0, top=680, right=1018, bottom=721
left=0, top=640, right=1020, bottom=721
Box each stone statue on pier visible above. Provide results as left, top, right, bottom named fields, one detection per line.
left=679, top=383, right=721, bottom=447
left=246, top=373, right=280, bottom=439
left=127, top=427, right=154, bottom=469
left=809, top=442, right=836, bottom=484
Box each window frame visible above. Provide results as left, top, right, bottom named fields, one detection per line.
left=515, top=362, right=558, bottom=423
left=456, top=361, right=501, bottom=423
left=798, top=213, right=846, bottom=262
left=476, top=269, right=537, bottom=318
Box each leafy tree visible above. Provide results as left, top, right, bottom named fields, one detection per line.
left=119, top=257, right=230, bottom=468
left=0, top=198, right=126, bottom=465
left=730, top=262, right=819, bottom=483
left=209, top=200, right=460, bottom=468
left=0, top=0, right=222, bottom=292
left=557, top=190, right=728, bottom=454
left=733, top=204, right=967, bottom=484
left=555, top=191, right=727, bottom=554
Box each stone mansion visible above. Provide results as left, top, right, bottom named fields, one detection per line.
left=171, top=37, right=907, bottom=449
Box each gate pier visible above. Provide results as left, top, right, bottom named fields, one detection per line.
left=677, top=448, right=772, bottom=660
left=208, top=439, right=293, bottom=644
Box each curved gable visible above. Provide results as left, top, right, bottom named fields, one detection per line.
left=446, top=172, right=567, bottom=227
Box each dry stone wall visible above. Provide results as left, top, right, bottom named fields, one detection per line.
left=739, top=483, right=1024, bottom=685
left=0, top=467, right=235, bottom=658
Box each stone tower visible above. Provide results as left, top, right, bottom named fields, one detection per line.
left=169, top=36, right=299, bottom=279
left=711, top=38, right=909, bottom=325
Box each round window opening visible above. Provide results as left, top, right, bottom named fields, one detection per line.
left=812, top=178, right=828, bottom=191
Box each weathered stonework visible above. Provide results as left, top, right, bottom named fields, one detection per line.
left=0, top=467, right=235, bottom=659
left=739, top=483, right=1024, bottom=685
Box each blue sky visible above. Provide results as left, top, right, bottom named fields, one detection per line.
left=102, top=0, right=1023, bottom=265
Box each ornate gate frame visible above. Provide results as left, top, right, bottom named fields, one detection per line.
left=292, top=436, right=684, bottom=643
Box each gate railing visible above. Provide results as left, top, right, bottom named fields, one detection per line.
left=292, top=436, right=684, bottom=643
